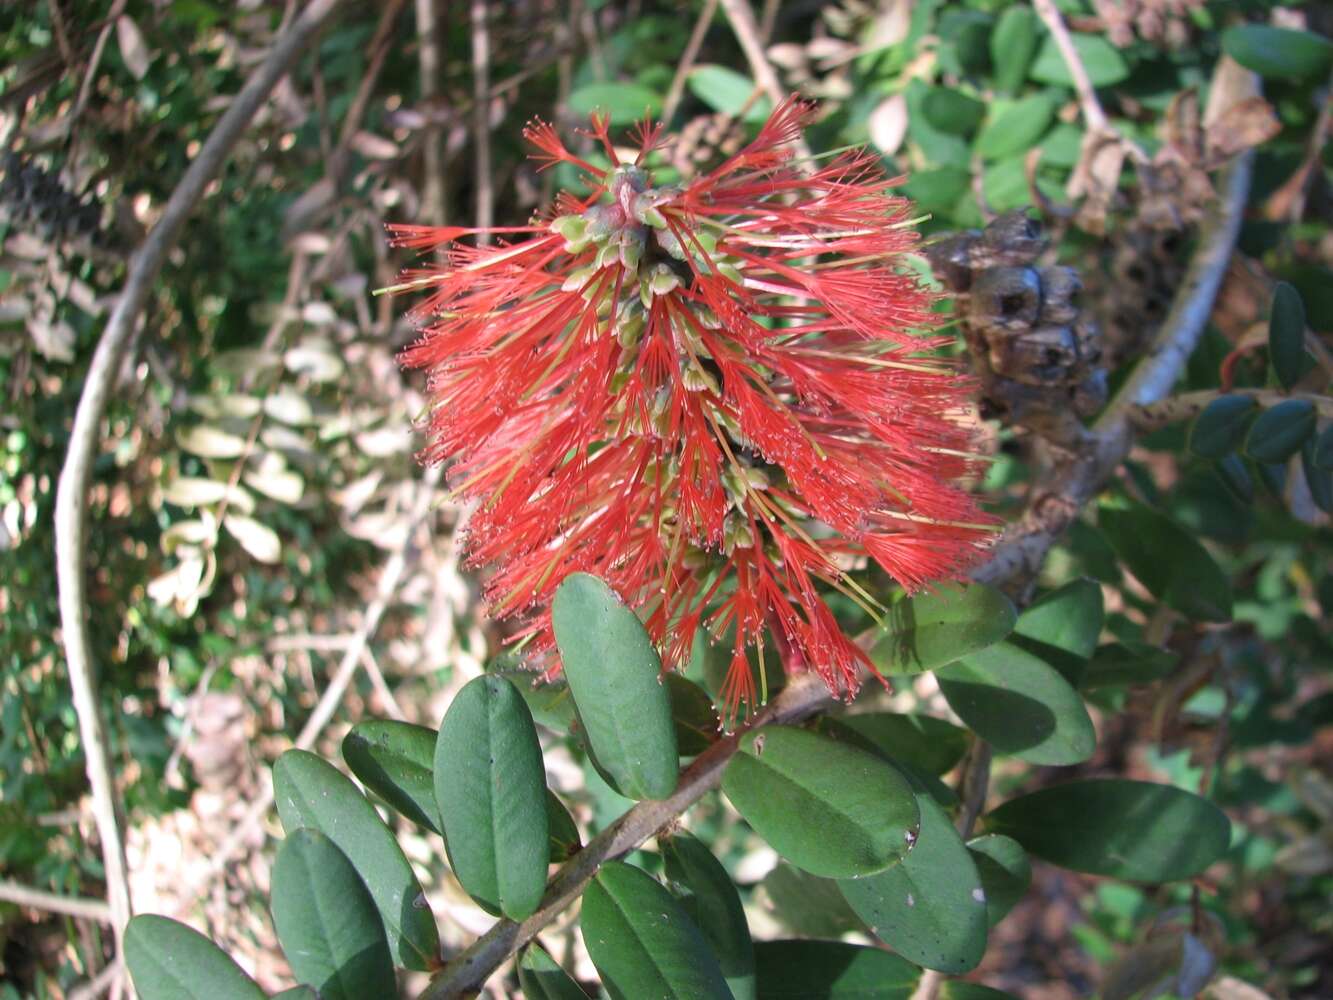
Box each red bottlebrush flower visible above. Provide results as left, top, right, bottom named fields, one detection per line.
left=392, top=100, right=997, bottom=719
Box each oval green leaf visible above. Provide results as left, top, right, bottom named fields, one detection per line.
left=668, top=673, right=722, bottom=756
left=966, top=834, right=1031, bottom=928
left=1214, top=453, right=1255, bottom=505
left=343, top=720, right=441, bottom=833
left=568, top=82, right=663, bottom=125
left=990, top=7, right=1039, bottom=93
left=518, top=943, right=589, bottom=1000
left=581, top=861, right=733, bottom=1000
left=721, top=726, right=920, bottom=878
left=1244, top=400, right=1317, bottom=464
left=434, top=674, right=549, bottom=920
left=1098, top=504, right=1233, bottom=622
left=758, top=864, right=867, bottom=939
left=552, top=573, right=678, bottom=800
left=1080, top=641, right=1178, bottom=690
left=271, top=988, right=320, bottom=1000
left=1009, top=578, right=1104, bottom=686
left=937, top=642, right=1096, bottom=766
left=1188, top=394, right=1258, bottom=458
left=663, top=832, right=756, bottom=1000
left=1313, top=424, right=1333, bottom=470
left=984, top=779, right=1232, bottom=881
left=1222, top=25, right=1333, bottom=81
left=839, top=792, right=988, bottom=973
left=922, top=87, right=986, bottom=136
left=271, top=829, right=396, bottom=1000
left=272, top=749, right=439, bottom=970
left=1269, top=282, right=1308, bottom=390
left=835, top=712, right=969, bottom=776
left=1303, top=438, right=1332, bottom=513
left=753, top=940, right=919, bottom=999
left=546, top=789, right=582, bottom=863
left=869, top=583, right=1017, bottom=675
left=974, top=94, right=1057, bottom=160
left=1031, top=32, right=1129, bottom=86
left=125, top=915, right=266, bottom=1000
left=686, top=65, right=772, bottom=123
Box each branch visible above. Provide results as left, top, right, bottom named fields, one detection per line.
left=419, top=671, right=835, bottom=999
left=1129, top=388, right=1333, bottom=434
left=717, top=0, right=814, bottom=162
left=0, top=879, right=114, bottom=923
left=662, top=0, right=719, bottom=123
left=52, top=0, right=344, bottom=963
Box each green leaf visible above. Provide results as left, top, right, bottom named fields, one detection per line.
left=758, top=864, right=866, bottom=939
left=1098, top=504, right=1233, bottom=622
left=125, top=915, right=265, bottom=1000
left=966, top=834, right=1031, bottom=928
left=270, top=830, right=396, bottom=1000
left=868, top=584, right=1017, bottom=675
left=434, top=675, right=549, bottom=920
left=905, top=78, right=970, bottom=164
left=1303, top=437, right=1332, bottom=513
left=546, top=790, right=582, bottom=863
left=568, top=82, right=663, bottom=125
left=1313, top=424, right=1333, bottom=469
left=985, top=779, right=1232, bottom=881
left=922, top=87, right=986, bottom=136
left=272, top=750, right=439, bottom=970
left=582, top=862, right=733, bottom=1000
left=1009, top=578, right=1104, bottom=686
left=668, top=673, right=721, bottom=756
left=663, top=832, right=756, bottom=1000
left=1188, top=395, right=1259, bottom=458
left=722, top=726, right=920, bottom=878
left=1080, top=642, right=1178, bottom=690
left=1269, top=282, right=1309, bottom=390
left=939, top=985, right=1021, bottom=1000
left=1222, top=25, right=1333, bottom=81
left=552, top=573, right=678, bottom=800
left=834, top=713, right=969, bottom=775
left=990, top=7, right=1039, bottom=94
left=270, top=988, right=320, bottom=1000
left=1214, top=453, right=1255, bottom=505
left=974, top=94, right=1057, bottom=160
left=839, top=791, right=988, bottom=973
left=1243, top=400, right=1317, bottom=464
left=517, top=944, right=589, bottom=1000
left=343, top=721, right=440, bottom=833
left=686, top=65, right=771, bottom=123
left=753, top=940, right=919, bottom=999
left=937, top=642, right=1096, bottom=765
left=1031, top=33, right=1129, bottom=86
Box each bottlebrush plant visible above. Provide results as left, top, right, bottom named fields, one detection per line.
left=122, top=102, right=1277, bottom=1000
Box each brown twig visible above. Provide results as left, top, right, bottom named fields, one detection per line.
left=0, top=880, right=114, bottom=923
left=717, top=0, right=814, bottom=162
left=52, top=0, right=344, bottom=968
left=1129, top=388, right=1333, bottom=433
left=662, top=0, right=719, bottom=123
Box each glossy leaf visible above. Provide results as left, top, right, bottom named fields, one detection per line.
left=517, top=944, right=589, bottom=1000
left=1244, top=400, right=1317, bottom=464
left=270, top=830, right=395, bottom=1000
left=1009, top=578, right=1103, bottom=686
left=985, top=779, right=1232, bottom=881
left=834, top=712, right=969, bottom=776
left=1188, top=395, right=1258, bottom=458
left=974, top=94, right=1057, bottom=160
left=125, top=915, right=266, bottom=1000
left=546, top=790, right=582, bottom=863
left=668, top=673, right=721, bottom=756
left=581, top=862, right=733, bottom=1000
left=839, top=791, right=987, bottom=973
left=663, top=832, right=755, bottom=1000
left=272, top=750, right=439, bottom=970
left=1214, top=454, right=1255, bottom=505
left=753, top=940, right=919, bottom=999
left=434, top=674, right=549, bottom=920
left=758, top=864, right=866, bottom=939
left=568, top=82, right=662, bottom=124
left=343, top=720, right=440, bottom=833
left=990, top=6, right=1039, bottom=93
left=966, top=834, right=1031, bottom=928
left=686, top=65, right=771, bottom=123
left=722, top=726, right=920, bottom=878
left=1269, top=282, right=1308, bottom=390
left=1099, top=504, right=1232, bottom=622
left=1031, top=33, right=1129, bottom=86
left=869, top=584, right=1017, bottom=675
left=552, top=573, right=678, bottom=799
left=1081, top=642, right=1178, bottom=690
left=1303, top=438, right=1332, bottom=513
left=937, top=642, right=1096, bottom=766
left=1222, top=25, right=1333, bottom=81
left=922, top=87, right=986, bottom=136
